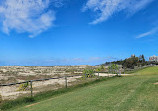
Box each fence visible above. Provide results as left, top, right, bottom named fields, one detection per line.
left=0, top=65, right=150, bottom=101
left=0, top=73, right=108, bottom=100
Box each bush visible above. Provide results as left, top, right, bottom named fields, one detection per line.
left=83, top=69, right=95, bottom=78
left=18, top=82, right=29, bottom=91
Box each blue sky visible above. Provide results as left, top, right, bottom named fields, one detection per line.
left=0, top=0, right=158, bottom=66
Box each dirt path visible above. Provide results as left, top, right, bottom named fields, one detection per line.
left=94, top=73, right=132, bottom=77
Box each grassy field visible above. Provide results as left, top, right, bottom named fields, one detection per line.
left=133, top=66, right=158, bottom=75
left=5, top=66, right=158, bottom=111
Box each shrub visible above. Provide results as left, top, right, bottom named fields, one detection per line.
left=83, top=69, right=95, bottom=78
left=18, top=82, right=29, bottom=91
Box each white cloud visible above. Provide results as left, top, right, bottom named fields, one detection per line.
left=0, top=0, right=57, bottom=37
left=51, top=0, right=64, bottom=8
left=136, top=27, right=158, bottom=38
left=82, top=0, right=155, bottom=24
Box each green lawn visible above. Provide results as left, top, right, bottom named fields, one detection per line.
left=134, top=66, right=158, bottom=75
left=11, top=66, right=158, bottom=111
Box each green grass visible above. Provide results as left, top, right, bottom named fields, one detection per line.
left=2, top=66, right=158, bottom=111
left=133, top=66, right=158, bottom=75
left=124, top=66, right=151, bottom=74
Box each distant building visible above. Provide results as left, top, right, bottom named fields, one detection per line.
left=131, top=54, right=135, bottom=58
left=149, top=55, right=158, bottom=62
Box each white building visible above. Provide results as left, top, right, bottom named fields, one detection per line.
left=149, top=55, right=158, bottom=62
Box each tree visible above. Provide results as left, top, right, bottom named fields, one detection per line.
left=138, top=54, right=146, bottom=66
left=142, top=54, right=145, bottom=63
left=102, top=54, right=147, bottom=69
left=123, top=56, right=139, bottom=69
left=139, top=54, right=145, bottom=63
left=95, top=65, right=104, bottom=77
left=100, top=65, right=105, bottom=71
left=108, top=64, right=118, bottom=74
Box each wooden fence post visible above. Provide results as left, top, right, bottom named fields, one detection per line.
left=65, top=76, right=67, bottom=88
left=30, top=81, right=33, bottom=97
left=124, top=68, right=125, bottom=74
left=119, top=69, right=121, bottom=76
